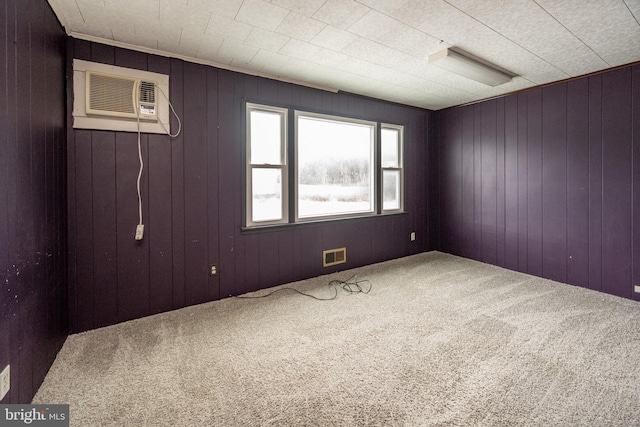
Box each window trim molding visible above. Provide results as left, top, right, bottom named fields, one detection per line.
left=244, top=100, right=405, bottom=229
left=381, top=123, right=405, bottom=214
left=245, top=102, right=289, bottom=227
left=294, top=110, right=378, bottom=223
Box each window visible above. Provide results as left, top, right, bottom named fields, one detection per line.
left=381, top=124, right=404, bottom=213
left=246, top=103, right=288, bottom=226
left=245, top=103, right=404, bottom=227
left=296, top=112, right=375, bottom=220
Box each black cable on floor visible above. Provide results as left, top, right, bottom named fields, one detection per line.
left=235, top=273, right=371, bottom=301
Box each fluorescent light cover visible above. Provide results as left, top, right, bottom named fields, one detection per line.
left=428, top=48, right=512, bottom=86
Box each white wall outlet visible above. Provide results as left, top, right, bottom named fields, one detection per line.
left=410, top=232, right=416, bottom=241
left=635, top=285, right=640, bottom=294
left=0, top=365, right=10, bottom=401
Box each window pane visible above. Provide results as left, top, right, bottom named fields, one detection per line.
left=383, top=170, right=400, bottom=211
left=250, top=110, right=282, bottom=165
left=252, top=168, right=283, bottom=222
left=297, top=115, right=374, bottom=218
left=381, top=128, right=399, bottom=167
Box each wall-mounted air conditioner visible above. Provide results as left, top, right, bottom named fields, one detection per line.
left=73, top=59, right=170, bottom=134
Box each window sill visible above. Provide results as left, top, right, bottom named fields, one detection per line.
left=241, top=211, right=407, bottom=234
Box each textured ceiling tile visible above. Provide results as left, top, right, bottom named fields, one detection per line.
left=186, top=0, right=244, bottom=19
left=310, top=26, right=357, bottom=50
left=447, top=0, right=605, bottom=75
left=104, top=0, right=160, bottom=17
left=603, top=44, right=640, bottom=67
left=270, top=0, right=326, bottom=17
left=76, top=2, right=135, bottom=33
left=236, top=0, right=290, bottom=31
left=48, top=0, right=640, bottom=110
left=112, top=29, right=159, bottom=50
left=625, top=0, right=640, bottom=21
left=312, top=0, right=370, bottom=29
left=208, top=40, right=259, bottom=65
left=134, top=18, right=182, bottom=45
left=278, top=38, right=322, bottom=60
left=275, top=11, right=326, bottom=41
left=245, top=27, right=290, bottom=51
left=158, top=1, right=210, bottom=33
left=348, top=10, right=401, bottom=41
left=383, top=24, right=441, bottom=59
left=311, top=48, right=350, bottom=68
left=69, top=20, right=116, bottom=40
left=355, top=0, right=412, bottom=16
left=341, top=37, right=414, bottom=70
left=205, top=15, right=253, bottom=42
left=536, top=0, right=640, bottom=66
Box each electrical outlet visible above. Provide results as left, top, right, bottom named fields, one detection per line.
left=0, top=365, right=9, bottom=401
left=210, top=265, right=218, bottom=276
left=135, top=224, right=144, bottom=241
left=410, top=232, right=416, bottom=241
left=635, top=285, right=640, bottom=294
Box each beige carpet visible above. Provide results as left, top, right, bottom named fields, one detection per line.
left=34, top=251, right=640, bottom=426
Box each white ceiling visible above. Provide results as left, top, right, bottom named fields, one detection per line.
left=48, top=0, right=640, bottom=110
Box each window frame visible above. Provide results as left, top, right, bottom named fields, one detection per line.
left=294, top=110, right=378, bottom=223
left=245, top=102, right=289, bottom=227
left=380, top=123, right=405, bottom=214
left=244, top=101, right=405, bottom=229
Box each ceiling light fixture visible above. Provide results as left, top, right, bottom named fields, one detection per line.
left=428, top=48, right=514, bottom=86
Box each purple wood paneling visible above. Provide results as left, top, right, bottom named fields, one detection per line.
left=461, top=107, right=475, bottom=258
left=1, top=0, right=67, bottom=403
left=217, top=70, right=237, bottom=298
left=601, top=68, right=632, bottom=298
left=183, top=62, right=210, bottom=305
left=434, top=62, right=639, bottom=302
left=244, top=233, right=261, bottom=293
left=440, top=109, right=461, bottom=255
left=566, top=79, right=590, bottom=288
left=170, top=58, right=186, bottom=308
left=259, top=234, right=281, bottom=288
left=91, top=131, right=118, bottom=327
left=517, top=93, right=529, bottom=273
left=73, top=129, right=95, bottom=330
left=206, top=66, right=220, bottom=301
left=480, top=100, right=498, bottom=264
left=147, top=55, right=174, bottom=314
left=473, top=105, right=483, bottom=261
left=115, top=131, right=151, bottom=322
left=504, top=95, right=519, bottom=271
left=495, top=98, right=506, bottom=267
left=526, top=91, right=543, bottom=277
left=634, top=64, right=640, bottom=302
left=277, top=229, right=295, bottom=285
left=541, top=84, right=568, bottom=283
left=588, top=75, right=603, bottom=292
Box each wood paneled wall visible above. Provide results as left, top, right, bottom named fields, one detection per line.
left=434, top=64, right=640, bottom=301
left=0, top=0, right=67, bottom=403
left=67, top=39, right=431, bottom=332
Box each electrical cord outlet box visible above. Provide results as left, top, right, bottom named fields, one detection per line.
left=135, top=224, right=144, bottom=240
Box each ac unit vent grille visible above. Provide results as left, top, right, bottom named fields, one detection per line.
left=88, top=73, right=136, bottom=116
left=139, top=81, right=155, bottom=103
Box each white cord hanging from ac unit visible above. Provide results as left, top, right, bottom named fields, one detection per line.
left=134, top=96, right=145, bottom=240
left=134, top=80, right=182, bottom=241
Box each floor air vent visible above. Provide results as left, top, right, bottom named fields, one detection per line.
left=323, top=247, right=346, bottom=267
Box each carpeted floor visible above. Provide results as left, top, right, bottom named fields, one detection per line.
left=34, top=251, right=640, bottom=426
